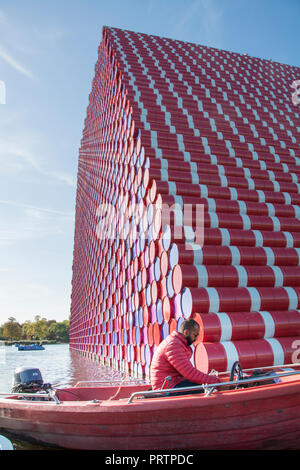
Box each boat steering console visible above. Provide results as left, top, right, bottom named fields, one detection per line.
left=230, top=361, right=244, bottom=383
left=228, top=361, right=278, bottom=389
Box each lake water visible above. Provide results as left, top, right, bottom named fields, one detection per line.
left=0, top=343, right=131, bottom=450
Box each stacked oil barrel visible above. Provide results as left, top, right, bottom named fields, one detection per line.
left=69, top=26, right=300, bottom=378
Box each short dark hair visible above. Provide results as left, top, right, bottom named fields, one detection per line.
left=178, top=319, right=199, bottom=334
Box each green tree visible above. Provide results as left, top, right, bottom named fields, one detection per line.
left=43, top=320, right=57, bottom=340
left=3, top=320, right=22, bottom=340
left=22, top=321, right=34, bottom=340
left=32, top=317, right=48, bottom=340
left=0, top=316, right=69, bottom=343
left=48, top=321, right=69, bottom=343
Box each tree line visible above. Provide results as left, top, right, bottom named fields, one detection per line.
left=0, top=316, right=69, bottom=343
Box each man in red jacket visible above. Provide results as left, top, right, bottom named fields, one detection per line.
left=150, top=318, right=220, bottom=393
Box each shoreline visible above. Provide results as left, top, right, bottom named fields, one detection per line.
left=2, top=341, right=69, bottom=346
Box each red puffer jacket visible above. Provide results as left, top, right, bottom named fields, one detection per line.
left=150, top=331, right=219, bottom=390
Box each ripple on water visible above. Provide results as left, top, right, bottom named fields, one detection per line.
left=0, top=344, right=135, bottom=450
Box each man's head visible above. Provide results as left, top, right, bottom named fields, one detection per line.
left=178, top=319, right=199, bottom=346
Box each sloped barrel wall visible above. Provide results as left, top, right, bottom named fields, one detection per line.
left=70, top=26, right=300, bottom=378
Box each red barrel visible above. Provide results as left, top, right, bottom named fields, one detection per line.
left=194, top=312, right=277, bottom=342
left=194, top=342, right=227, bottom=373
left=162, top=296, right=171, bottom=322
left=194, top=337, right=300, bottom=373
left=153, top=322, right=162, bottom=346
left=169, top=318, right=177, bottom=334
left=147, top=323, right=154, bottom=347
left=160, top=251, right=169, bottom=277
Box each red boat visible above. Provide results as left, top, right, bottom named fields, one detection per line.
left=1, top=363, right=300, bottom=450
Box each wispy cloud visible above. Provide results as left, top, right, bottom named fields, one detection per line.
left=176, top=0, right=203, bottom=31
left=0, top=128, right=76, bottom=187
left=0, top=44, right=35, bottom=79
left=24, top=283, right=53, bottom=296
left=32, top=26, right=67, bottom=44
left=0, top=8, right=7, bottom=25
left=0, top=200, right=74, bottom=246
left=174, top=0, right=223, bottom=47
left=0, top=137, right=41, bottom=169
left=147, top=0, right=156, bottom=15
left=0, top=8, right=35, bottom=79
left=46, top=170, right=76, bottom=187
left=0, top=199, right=74, bottom=217
left=200, top=0, right=223, bottom=46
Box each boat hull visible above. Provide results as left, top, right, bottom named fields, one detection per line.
left=1, top=379, right=300, bottom=450
left=17, top=345, right=45, bottom=351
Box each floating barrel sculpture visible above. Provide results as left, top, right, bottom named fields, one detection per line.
left=70, top=26, right=300, bottom=378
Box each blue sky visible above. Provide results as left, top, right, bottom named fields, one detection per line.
left=0, top=0, right=299, bottom=324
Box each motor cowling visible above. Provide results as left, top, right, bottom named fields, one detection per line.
left=11, top=367, right=52, bottom=394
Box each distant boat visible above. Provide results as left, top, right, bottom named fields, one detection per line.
left=0, top=435, right=14, bottom=450
left=18, top=344, right=45, bottom=351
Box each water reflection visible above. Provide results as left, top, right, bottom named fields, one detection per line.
left=66, top=348, right=127, bottom=387
left=0, top=344, right=133, bottom=450
left=0, top=344, right=126, bottom=392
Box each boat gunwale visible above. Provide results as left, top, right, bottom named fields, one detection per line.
left=1, top=371, right=300, bottom=412
left=127, top=369, right=300, bottom=403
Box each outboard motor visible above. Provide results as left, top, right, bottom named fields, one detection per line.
left=11, top=367, right=52, bottom=394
